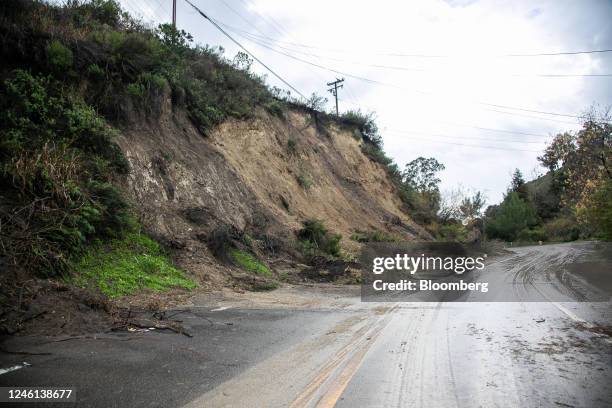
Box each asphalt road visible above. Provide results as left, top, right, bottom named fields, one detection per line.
left=1, top=242, right=611, bottom=407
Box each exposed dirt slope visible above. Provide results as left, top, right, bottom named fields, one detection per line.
left=115, top=94, right=429, bottom=287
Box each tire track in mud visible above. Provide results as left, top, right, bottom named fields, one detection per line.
left=390, top=302, right=463, bottom=408
left=507, top=244, right=604, bottom=302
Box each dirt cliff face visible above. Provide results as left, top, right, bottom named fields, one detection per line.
left=115, top=94, right=428, bottom=286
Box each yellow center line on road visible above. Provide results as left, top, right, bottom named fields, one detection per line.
left=289, top=305, right=398, bottom=408
left=314, top=326, right=385, bottom=408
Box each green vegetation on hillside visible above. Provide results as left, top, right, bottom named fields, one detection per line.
left=298, top=219, right=342, bottom=257
left=343, top=110, right=447, bottom=226
left=72, top=233, right=196, bottom=297
left=229, top=249, right=272, bottom=277
left=0, top=70, right=130, bottom=275
left=0, top=1, right=213, bottom=290
left=1, top=0, right=283, bottom=132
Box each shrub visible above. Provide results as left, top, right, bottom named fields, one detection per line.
left=298, top=219, right=342, bottom=257
left=181, top=48, right=274, bottom=135
left=126, top=73, right=166, bottom=100
left=242, top=233, right=254, bottom=249
left=265, top=100, right=284, bottom=117
left=543, top=216, right=581, bottom=242
left=86, top=63, right=105, bottom=79
left=126, top=82, right=144, bottom=98
left=0, top=71, right=130, bottom=276
left=252, top=281, right=279, bottom=291
left=287, top=138, right=297, bottom=155
left=339, top=110, right=382, bottom=149
left=46, top=40, right=73, bottom=71
left=296, top=173, right=313, bottom=190
left=261, top=233, right=282, bottom=254
left=3, top=0, right=281, bottom=130
left=361, top=144, right=393, bottom=166
left=517, top=227, right=547, bottom=242
left=306, top=93, right=328, bottom=111
left=438, top=223, right=469, bottom=242
left=139, top=72, right=167, bottom=91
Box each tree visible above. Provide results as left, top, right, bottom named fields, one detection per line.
left=538, top=132, right=575, bottom=172
left=486, top=192, right=537, bottom=241
left=509, top=168, right=529, bottom=201
left=459, top=190, right=486, bottom=222
left=403, top=157, right=445, bottom=193
left=157, top=23, right=193, bottom=53
left=439, top=188, right=485, bottom=224
left=539, top=108, right=611, bottom=203
left=306, top=93, right=328, bottom=111
left=399, top=158, right=445, bottom=224
left=438, top=188, right=464, bottom=223
left=585, top=178, right=612, bottom=240
left=538, top=106, right=611, bottom=235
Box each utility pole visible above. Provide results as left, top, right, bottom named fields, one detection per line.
left=172, top=0, right=177, bottom=28
left=327, top=78, right=344, bottom=116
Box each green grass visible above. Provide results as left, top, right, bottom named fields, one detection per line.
left=71, top=233, right=196, bottom=298
left=229, top=249, right=272, bottom=277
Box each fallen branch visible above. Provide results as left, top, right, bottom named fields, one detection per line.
left=113, top=318, right=193, bottom=337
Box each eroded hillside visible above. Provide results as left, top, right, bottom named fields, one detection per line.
left=116, top=94, right=429, bottom=287
left=0, top=1, right=436, bottom=331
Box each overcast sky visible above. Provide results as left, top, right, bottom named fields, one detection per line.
left=119, top=0, right=612, bottom=204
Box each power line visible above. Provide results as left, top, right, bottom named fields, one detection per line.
left=223, top=31, right=583, bottom=122
left=482, top=108, right=576, bottom=124
left=183, top=0, right=307, bottom=101
left=218, top=0, right=359, bottom=112
left=124, top=0, right=161, bottom=22
left=386, top=129, right=548, bottom=144
left=220, top=27, right=581, bottom=119
left=151, top=0, right=171, bottom=22
left=432, top=121, right=553, bottom=138
left=237, top=0, right=290, bottom=39
left=337, top=94, right=575, bottom=139
left=206, top=22, right=612, bottom=59
left=233, top=0, right=361, bottom=110
left=337, top=95, right=566, bottom=138
left=220, top=28, right=612, bottom=78
left=497, top=49, right=612, bottom=57
left=393, top=135, right=541, bottom=152
left=215, top=0, right=266, bottom=38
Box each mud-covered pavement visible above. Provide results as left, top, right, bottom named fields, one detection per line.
left=1, top=242, right=611, bottom=407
